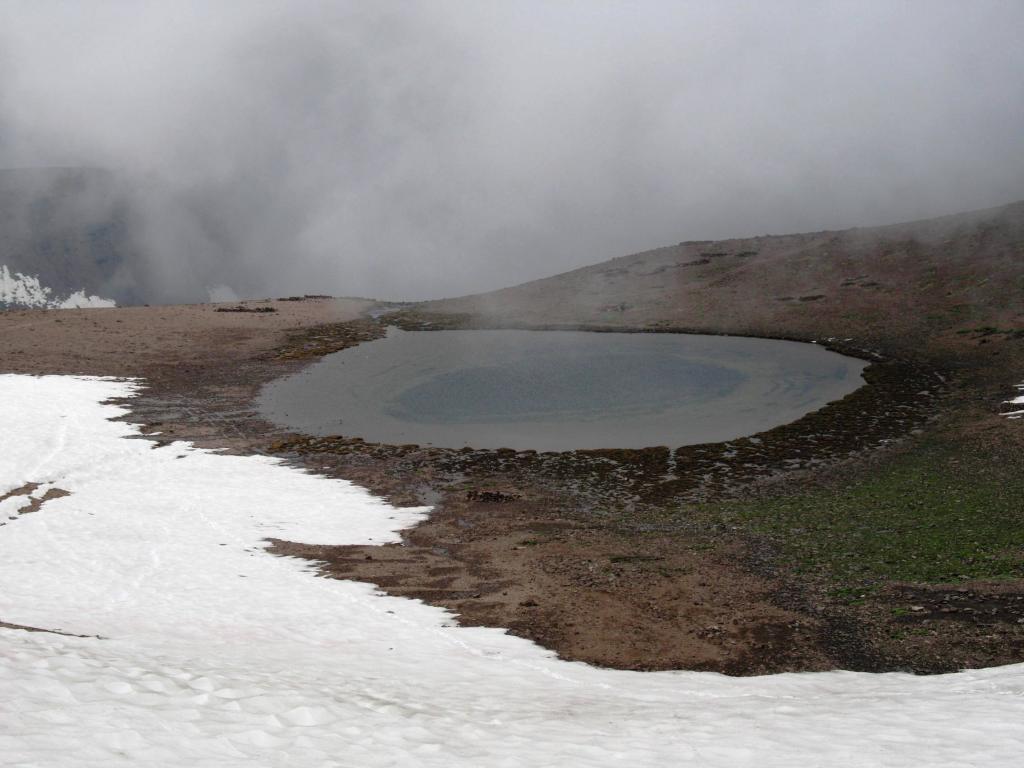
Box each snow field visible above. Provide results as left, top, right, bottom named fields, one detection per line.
left=0, top=374, right=1022, bottom=766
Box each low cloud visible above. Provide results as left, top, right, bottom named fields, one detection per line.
left=1, top=1, right=1022, bottom=301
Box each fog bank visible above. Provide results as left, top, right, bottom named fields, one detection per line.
left=1, top=1, right=1022, bottom=301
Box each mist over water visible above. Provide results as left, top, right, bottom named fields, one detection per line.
left=1, top=2, right=1023, bottom=301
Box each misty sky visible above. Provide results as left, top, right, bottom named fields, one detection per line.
left=2, top=1, right=1023, bottom=301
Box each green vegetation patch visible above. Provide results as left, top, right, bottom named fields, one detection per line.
left=706, top=439, right=1024, bottom=590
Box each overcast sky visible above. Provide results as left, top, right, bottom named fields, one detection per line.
left=1, top=1, right=1023, bottom=301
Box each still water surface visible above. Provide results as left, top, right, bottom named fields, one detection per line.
left=258, top=329, right=867, bottom=451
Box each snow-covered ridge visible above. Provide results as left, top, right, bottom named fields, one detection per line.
left=0, top=264, right=115, bottom=309
left=1, top=375, right=1022, bottom=767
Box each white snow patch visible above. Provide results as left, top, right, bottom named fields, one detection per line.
left=0, top=265, right=116, bottom=309
left=0, top=264, right=52, bottom=307
left=1, top=374, right=1022, bottom=766
left=56, top=290, right=117, bottom=309
left=1002, top=382, right=1024, bottom=419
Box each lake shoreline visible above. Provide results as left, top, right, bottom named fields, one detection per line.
left=8, top=298, right=1002, bottom=675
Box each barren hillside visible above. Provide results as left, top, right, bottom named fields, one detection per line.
left=422, top=200, right=1024, bottom=360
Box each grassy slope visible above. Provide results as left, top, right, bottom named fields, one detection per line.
left=717, top=432, right=1024, bottom=588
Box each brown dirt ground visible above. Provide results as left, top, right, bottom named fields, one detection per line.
left=269, top=508, right=832, bottom=675
left=0, top=297, right=369, bottom=378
